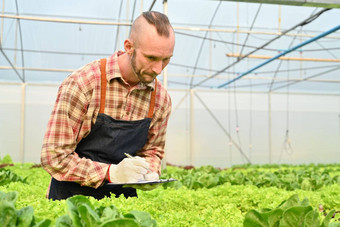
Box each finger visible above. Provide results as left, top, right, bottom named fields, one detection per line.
left=123, top=159, right=149, bottom=172
left=145, top=172, right=159, bottom=181
left=130, top=158, right=150, bottom=169
left=127, top=172, right=144, bottom=183
left=129, top=165, right=148, bottom=175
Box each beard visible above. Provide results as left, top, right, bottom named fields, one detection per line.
left=130, top=50, right=156, bottom=83
left=131, top=50, right=140, bottom=79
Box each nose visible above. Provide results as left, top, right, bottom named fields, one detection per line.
left=152, top=61, right=163, bottom=75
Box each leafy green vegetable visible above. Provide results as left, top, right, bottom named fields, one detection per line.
left=0, top=154, right=13, bottom=164
left=99, top=218, right=139, bottom=227
left=280, top=206, right=314, bottom=226
left=55, top=215, right=73, bottom=227
left=0, top=200, right=17, bottom=226
left=1, top=160, right=339, bottom=226
left=161, top=165, right=340, bottom=191
left=96, top=205, right=123, bottom=222
left=243, top=208, right=283, bottom=227
left=67, top=195, right=98, bottom=227
left=16, top=206, right=35, bottom=227
left=0, top=169, right=27, bottom=186
left=0, top=190, right=18, bottom=203
left=58, top=195, right=158, bottom=227
left=125, top=210, right=157, bottom=227
left=244, top=194, right=339, bottom=227
left=0, top=191, right=51, bottom=227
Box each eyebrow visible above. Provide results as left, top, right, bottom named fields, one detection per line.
left=145, top=53, right=173, bottom=59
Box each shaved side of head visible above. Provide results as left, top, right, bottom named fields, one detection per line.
left=130, top=11, right=173, bottom=47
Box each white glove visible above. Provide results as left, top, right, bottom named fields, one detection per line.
left=108, top=157, right=149, bottom=183
left=144, top=172, right=159, bottom=181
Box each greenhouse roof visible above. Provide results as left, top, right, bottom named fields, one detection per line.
left=1, top=0, right=340, bottom=94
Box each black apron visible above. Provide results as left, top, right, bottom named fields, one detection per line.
left=48, top=58, right=157, bottom=200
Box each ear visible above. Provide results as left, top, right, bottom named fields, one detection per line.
left=124, top=39, right=134, bottom=55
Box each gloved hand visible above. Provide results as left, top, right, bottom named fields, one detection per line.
left=144, top=172, right=159, bottom=181
left=123, top=172, right=160, bottom=191
left=108, top=156, right=149, bottom=183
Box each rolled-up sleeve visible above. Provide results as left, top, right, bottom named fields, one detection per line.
left=41, top=75, right=108, bottom=188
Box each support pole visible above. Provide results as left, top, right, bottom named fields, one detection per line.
left=190, top=89, right=194, bottom=166
left=218, top=24, right=340, bottom=88
left=268, top=92, right=272, bottom=163
left=1, top=0, right=4, bottom=45
left=20, top=83, right=26, bottom=163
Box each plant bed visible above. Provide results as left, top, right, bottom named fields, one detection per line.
left=0, top=156, right=339, bottom=226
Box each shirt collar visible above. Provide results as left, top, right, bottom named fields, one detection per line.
left=106, top=51, right=155, bottom=91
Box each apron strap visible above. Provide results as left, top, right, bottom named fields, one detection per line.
left=99, top=58, right=107, bottom=114
left=99, top=58, right=157, bottom=117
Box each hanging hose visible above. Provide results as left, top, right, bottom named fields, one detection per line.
left=278, top=129, right=294, bottom=163
left=278, top=61, right=294, bottom=163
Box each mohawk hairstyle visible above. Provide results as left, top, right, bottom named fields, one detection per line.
left=142, top=11, right=172, bottom=37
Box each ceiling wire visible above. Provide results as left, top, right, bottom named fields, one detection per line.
left=303, top=30, right=339, bottom=59
left=0, top=49, right=23, bottom=81
left=218, top=9, right=338, bottom=89
left=3, top=47, right=338, bottom=75
left=268, top=26, right=304, bottom=91
left=251, top=64, right=338, bottom=75
left=15, top=0, right=25, bottom=82
left=271, top=64, right=340, bottom=91
left=189, top=1, right=222, bottom=88
left=114, top=0, right=124, bottom=52
left=232, top=4, right=261, bottom=162
left=192, top=8, right=332, bottom=89
left=238, top=4, right=262, bottom=59
left=268, top=8, right=320, bottom=92
left=130, top=0, right=137, bottom=24
left=175, top=31, right=278, bottom=52
left=127, top=0, right=137, bottom=36
left=148, top=0, right=157, bottom=11
left=0, top=1, right=25, bottom=82
left=303, top=46, right=340, bottom=52
left=213, top=68, right=340, bottom=89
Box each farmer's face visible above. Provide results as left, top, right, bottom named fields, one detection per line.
left=128, top=24, right=175, bottom=83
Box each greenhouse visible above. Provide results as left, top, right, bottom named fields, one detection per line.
left=1, top=0, right=340, bottom=226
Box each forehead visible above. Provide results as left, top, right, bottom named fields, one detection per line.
left=135, top=25, right=175, bottom=58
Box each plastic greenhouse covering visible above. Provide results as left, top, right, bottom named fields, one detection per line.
left=1, top=0, right=340, bottom=167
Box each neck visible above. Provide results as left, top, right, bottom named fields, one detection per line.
left=118, top=53, right=139, bottom=86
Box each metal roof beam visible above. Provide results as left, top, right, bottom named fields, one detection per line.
left=219, top=0, right=340, bottom=9
left=218, top=23, right=340, bottom=88
left=0, top=48, right=24, bottom=82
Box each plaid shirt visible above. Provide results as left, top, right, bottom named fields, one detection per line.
left=41, top=51, right=172, bottom=188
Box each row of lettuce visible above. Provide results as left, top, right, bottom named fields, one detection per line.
left=2, top=161, right=339, bottom=192
left=1, top=191, right=156, bottom=227
left=160, top=164, right=340, bottom=191
left=1, top=155, right=339, bottom=226
left=1, top=190, right=339, bottom=227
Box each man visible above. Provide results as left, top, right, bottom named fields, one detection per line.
left=41, top=11, right=175, bottom=200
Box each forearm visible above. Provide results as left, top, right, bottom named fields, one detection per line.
left=40, top=75, right=108, bottom=188
left=41, top=144, right=109, bottom=188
